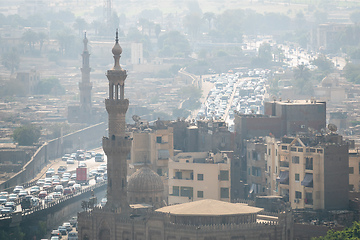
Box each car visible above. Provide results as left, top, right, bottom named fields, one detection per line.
left=100, top=163, right=107, bottom=169
left=68, top=180, right=76, bottom=186
left=68, top=231, right=78, bottom=240
left=8, top=194, right=17, bottom=201
left=43, top=183, right=52, bottom=190
left=13, top=186, right=24, bottom=194
left=67, top=158, right=75, bottom=164
left=60, top=177, right=69, bottom=185
left=61, top=156, right=68, bottom=161
left=85, top=152, right=92, bottom=159
left=54, top=185, right=64, bottom=192
left=52, top=175, right=60, bottom=181
left=0, top=195, right=7, bottom=204
left=51, top=229, right=61, bottom=238
left=58, top=225, right=67, bottom=235
left=38, top=191, right=47, bottom=198
left=100, top=197, right=107, bottom=207
left=1, top=206, right=13, bottom=215
left=96, top=176, right=104, bottom=183
left=63, top=222, right=72, bottom=232
left=69, top=216, right=77, bottom=226
left=63, top=187, right=73, bottom=195
left=30, top=186, right=40, bottom=195
left=62, top=173, right=71, bottom=178
left=52, top=179, right=60, bottom=186
left=97, top=166, right=106, bottom=173
left=44, top=195, right=54, bottom=203
left=78, top=162, right=87, bottom=168
left=51, top=236, right=60, bottom=240
left=52, top=192, right=62, bottom=199
left=4, top=201, right=16, bottom=210
left=70, top=173, right=77, bottom=180
left=73, top=184, right=81, bottom=192
left=18, top=190, right=28, bottom=198
left=58, top=166, right=67, bottom=174
left=95, top=153, right=104, bottom=162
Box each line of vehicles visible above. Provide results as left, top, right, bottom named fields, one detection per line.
left=50, top=216, right=78, bottom=240
left=0, top=150, right=106, bottom=216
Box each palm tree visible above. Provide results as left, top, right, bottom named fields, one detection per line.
left=22, top=29, right=38, bottom=52
left=37, top=32, right=47, bottom=54
left=203, top=12, right=216, bottom=31
left=2, top=47, right=20, bottom=74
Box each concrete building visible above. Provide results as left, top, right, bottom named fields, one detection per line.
left=246, top=138, right=267, bottom=198
left=131, top=42, right=144, bottom=65
left=16, top=69, right=40, bottom=95
left=168, top=151, right=231, bottom=204
left=349, top=149, right=360, bottom=192
left=77, top=33, right=293, bottom=240
left=265, top=133, right=349, bottom=210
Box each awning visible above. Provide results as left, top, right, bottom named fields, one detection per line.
left=301, top=173, right=313, bottom=187
left=249, top=183, right=255, bottom=194
left=276, top=171, right=289, bottom=184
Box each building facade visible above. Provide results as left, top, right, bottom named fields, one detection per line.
left=266, top=134, right=349, bottom=210
left=168, top=152, right=231, bottom=204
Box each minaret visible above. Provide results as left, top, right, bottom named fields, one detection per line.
left=103, top=30, right=132, bottom=211
left=79, top=32, right=93, bottom=119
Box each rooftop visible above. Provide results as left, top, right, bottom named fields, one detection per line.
left=156, top=199, right=263, bottom=216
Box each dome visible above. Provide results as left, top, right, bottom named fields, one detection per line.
left=128, top=166, right=164, bottom=193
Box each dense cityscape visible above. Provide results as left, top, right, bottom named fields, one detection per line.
left=2, top=0, right=360, bottom=239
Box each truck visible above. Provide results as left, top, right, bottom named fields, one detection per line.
left=76, top=167, right=89, bottom=185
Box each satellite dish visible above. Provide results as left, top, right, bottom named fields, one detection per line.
left=132, top=115, right=140, bottom=123
left=328, top=123, right=337, bottom=132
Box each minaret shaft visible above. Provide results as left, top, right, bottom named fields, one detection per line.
left=103, top=31, right=131, bottom=212
left=79, top=34, right=92, bottom=115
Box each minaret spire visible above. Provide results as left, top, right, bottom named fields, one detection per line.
left=103, top=31, right=131, bottom=212
left=79, top=32, right=92, bottom=122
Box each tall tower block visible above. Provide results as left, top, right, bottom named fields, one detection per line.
left=79, top=33, right=93, bottom=116
left=103, top=31, right=132, bottom=211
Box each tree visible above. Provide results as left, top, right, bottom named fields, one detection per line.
left=73, top=17, right=88, bottom=36
left=2, top=47, right=20, bottom=74
left=183, top=12, right=203, bottom=39
left=350, top=11, right=360, bottom=25
left=344, top=63, right=360, bottom=84
left=311, top=55, right=334, bottom=73
left=13, top=125, right=41, bottom=146
left=155, top=24, right=161, bottom=39
left=56, top=29, right=75, bottom=56
left=313, top=221, right=360, bottom=239
left=293, top=64, right=313, bottom=95
left=203, top=12, right=216, bottom=31
left=158, top=31, right=191, bottom=57
left=35, top=77, right=65, bottom=95
left=22, top=29, right=38, bottom=52
left=37, top=32, right=47, bottom=54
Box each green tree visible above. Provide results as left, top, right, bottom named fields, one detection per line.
left=73, top=17, right=88, bottom=36
left=344, top=63, right=360, bottom=84
left=56, top=29, right=75, bottom=56
left=22, top=29, right=38, bottom=52
left=35, top=77, right=65, bottom=95
left=2, top=47, right=20, bottom=74
left=203, top=12, right=216, bottom=31
left=313, top=221, right=360, bottom=240
left=37, top=32, right=47, bottom=54
left=155, top=24, right=161, bottom=39
left=13, top=125, right=41, bottom=146
left=158, top=31, right=191, bottom=57
left=311, top=55, right=334, bottom=73
left=293, top=64, right=313, bottom=95
left=350, top=11, right=360, bottom=24
left=184, top=12, right=203, bottom=39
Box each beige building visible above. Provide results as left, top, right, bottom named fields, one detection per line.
left=265, top=134, right=349, bottom=210
left=168, top=152, right=231, bottom=204
left=130, top=125, right=174, bottom=177
left=349, top=149, right=360, bottom=192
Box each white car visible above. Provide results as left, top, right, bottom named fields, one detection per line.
left=67, top=158, right=75, bottom=164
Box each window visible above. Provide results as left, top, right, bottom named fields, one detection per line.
left=349, top=184, right=354, bottom=191
left=252, top=151, right=258, bottom=160
left=157, top=168, right=162, bottom=176
left=295, top=173, right=300, bottom=182
left=305, top=192, right=313, bottom=205
left=310, top=149, right=316, bottom=153
left=295, top=191, right=302, bottom=199
left=175, top=172, right=182, bottom=179
left=172, top=186, right=179, bottom=196
left=298, top=148, right=303, bottom=152
left=317, top=149, right=323, bottom=153
left=291, top=147, right=296, bottom=152
left=305, top=157, right=313, bottom=170
left=292, top=156, right=299, bottom=164
left=251, top=167, right=261, bottom=177
left=276, top=149, right=278, bottom=156
left=156, top=136, right=162, bottom=143
left=220, top=188, right=229, bottom=198
left=197, top=174, right=204, bottom=181
left=158, top=149, right=170, bottom=160
left=197, top=191, right=203, bottom=198
left=282, top=146, right=287, bottom=150
left=350, top=167, right=354, bottom=174
left=268, top=149, right=271, bottom=155
left=180, top=187, right=193, bottom=198
left=219, top=170, right=229, bottom=180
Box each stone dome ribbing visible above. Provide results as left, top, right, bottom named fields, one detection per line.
left=128, top=166, right=164, bottom=193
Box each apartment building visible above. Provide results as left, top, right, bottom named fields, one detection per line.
left=265, top=133, right=349, bottom=210
left=168, top=152, right=231, bottom=204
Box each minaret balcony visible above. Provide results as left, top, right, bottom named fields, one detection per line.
left=103, top=136, right=132, bottom=154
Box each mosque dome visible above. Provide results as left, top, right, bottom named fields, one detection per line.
left=128, top=166, right=164, bottom=194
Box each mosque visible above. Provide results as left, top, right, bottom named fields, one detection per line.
left=77, top=32, right=293, bottom=240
